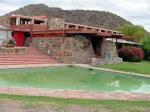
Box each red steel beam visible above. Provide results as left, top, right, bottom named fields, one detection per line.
left=31, top=29, right=123, bottom=39
left=64, top=29, right=97, bottom=34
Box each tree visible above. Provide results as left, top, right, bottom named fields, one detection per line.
left=118, top=24, right=149, bottom=44
left=143, top=37, right=150, bottom=60
left=143, top=37, right=150, bottom=50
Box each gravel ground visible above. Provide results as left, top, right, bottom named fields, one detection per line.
left=0, top=99, right=104, bottom=112
left=1, top=99, right=150, bottom=112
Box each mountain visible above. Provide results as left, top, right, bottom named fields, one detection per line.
left=2, top=4, right=130, bottom=30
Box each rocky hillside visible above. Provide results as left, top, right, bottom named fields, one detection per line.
left=3, top=4, right=130, bottom=30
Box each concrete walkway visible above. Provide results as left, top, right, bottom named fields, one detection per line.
left=75, top=64, right=150, bottom=78
left=0, top=87, right=150, bottom=100
left=0, top=63, right=149, bottom=78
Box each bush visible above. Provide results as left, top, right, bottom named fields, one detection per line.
left=118, top=47, right=144, bottom=62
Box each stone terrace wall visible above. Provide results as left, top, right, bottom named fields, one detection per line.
left=0, top=16, right=10, bottom=28
left=0, top=47, right=27, bottom=54
left=48, top=17, right=65, bottom=30
left=32, top=36, right=95, bottom=64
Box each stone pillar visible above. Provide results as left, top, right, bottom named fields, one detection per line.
left=101, top=38, right=119, bottom=59
left=101, top=37, right=106, bottom=58
left=16, top=17, right=20, bottom=25
left=65, top=24, right=69, bottom=29
left=75, top=25, right=78, bottom=29
left=31, top=19, right=34, bottom=24
left=44, top=20, right=47, bottom=25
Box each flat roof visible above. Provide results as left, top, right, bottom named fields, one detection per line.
left=10, top=15, right=48, bottom=21
left=106, top=38, right=142, bottom=45
left=64, top=22, right=123, bottom=35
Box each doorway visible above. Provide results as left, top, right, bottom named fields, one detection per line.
left=24, top=32, right=31, bottom=46
left=91, top=36, right=103, bottom=58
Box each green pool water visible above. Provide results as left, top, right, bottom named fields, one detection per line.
left=0, top=67, right=150, bottom=93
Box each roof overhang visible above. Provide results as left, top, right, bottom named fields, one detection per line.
left=106, top=38, right=142, bottom=45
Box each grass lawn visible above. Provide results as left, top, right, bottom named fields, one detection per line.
left=0, top=94, right=150, bottom=112
left=97, top=61, right=150, bottom=75
left=0, top=66, right=150, bottom=93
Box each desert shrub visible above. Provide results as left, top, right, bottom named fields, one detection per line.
left=118, top=47, right=144, bottom=62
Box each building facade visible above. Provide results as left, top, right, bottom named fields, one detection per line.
left=0, top=15, right=123, bottom=65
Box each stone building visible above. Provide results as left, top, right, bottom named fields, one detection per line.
left=1, top=14, right=123, bottom=65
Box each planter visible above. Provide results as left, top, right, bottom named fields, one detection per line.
left=5, top=44, right=15, bottom=48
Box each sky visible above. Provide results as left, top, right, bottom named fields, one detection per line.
left=0, top=0, right=150, bottom=31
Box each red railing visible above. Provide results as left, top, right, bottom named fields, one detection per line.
left=11, top=24, right=48, bottom=31
left=32, top=24, right=48, bottom=31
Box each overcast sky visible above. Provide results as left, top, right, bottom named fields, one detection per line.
left=0, top=0, right=150, bottom=31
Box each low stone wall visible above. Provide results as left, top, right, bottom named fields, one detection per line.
left=91, top=57, right=123, bottom=65
left=32, top=36, right=95, bottom=64
left=0, top=47, right=27, bottom=54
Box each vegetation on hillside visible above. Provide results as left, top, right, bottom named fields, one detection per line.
left=143, top=37, right=150, bottom=60
left=118, top=24, right=149, bottom=43
left=117, top=24, right=150, bottom=62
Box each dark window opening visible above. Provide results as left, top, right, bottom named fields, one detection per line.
left=91, top=36, right=102, bottom=57
left=10, top=18, right=16, bottom=25
left=34, top=20, right=44, bottom=25
left=24, top=32, right=31, bottom=46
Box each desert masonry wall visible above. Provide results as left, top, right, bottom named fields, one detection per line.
left=32, top=36, right=95, bottom=64
left=92, top=38, right=122, bottom=65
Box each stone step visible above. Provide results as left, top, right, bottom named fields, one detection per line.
left=0, top=59, right=56, bottom=62
left=0, top=55, right=53, bottom=59
left=0, top=47, right=57, bottom=65
left=0, top=62, right=55, bottom=65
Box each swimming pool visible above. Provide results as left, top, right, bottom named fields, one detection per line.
left=0, top=67, right=150, bottom=93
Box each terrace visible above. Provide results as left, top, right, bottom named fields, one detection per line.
left=32, top=22, right=123, bottom=39
left=10, top=15, right=48, bottom=31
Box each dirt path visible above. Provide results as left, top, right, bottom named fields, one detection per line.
left=1, top=98, right=150, bottom=112
left=0, top=99, right=98, bottom=112
left=0, top=87, right=150, bottom=100
left=0, top=99, right=103, bottom=112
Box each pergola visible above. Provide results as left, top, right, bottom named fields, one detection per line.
left=32, top=22, right=124, bottom=39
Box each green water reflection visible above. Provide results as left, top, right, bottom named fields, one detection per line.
left=0, top=67, right=150, bottom=93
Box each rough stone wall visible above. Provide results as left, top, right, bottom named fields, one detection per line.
left=48, top=17, right=65, bottom=30
left=31, top=37, right=63, bottom=57
left=31, top=36, right=95, bottom=64
left=0, top=47, right=27, bottom=54
left=92, top=57, right=123, bottom=65
left=101, top=39, right=118, bottom=58
left=92, top=39, right=122, bottom=65
left=0, top=16, right=10, bottom=28
left=31, top=36, right=122, bottom=65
